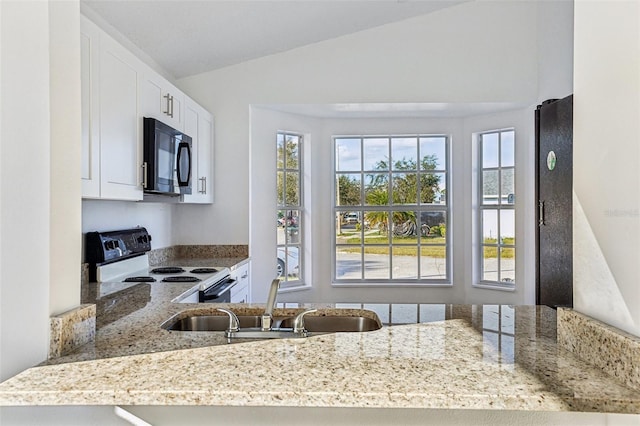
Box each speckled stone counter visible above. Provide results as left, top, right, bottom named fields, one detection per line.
left=5, top=254, right=640, bottom=414
left=2, top=292, right=640, bottom=413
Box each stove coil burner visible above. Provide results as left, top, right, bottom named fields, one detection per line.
left=150, top=267, right=185, bottom=274
left=190, top=268, right=219, bottom=274
left=162, top=276, right=201, bottom=283
left=123, top=276, right=157, bottom=283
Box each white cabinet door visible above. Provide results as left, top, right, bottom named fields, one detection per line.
left=231, top=262, right=250, bottom=303
left=98, top=35, right=143, bottom=201
left=80, top=18, right=100, bottom=198
left=182, top=99, right=214, bottom=204
left=139, top=69, right=184, bottom=131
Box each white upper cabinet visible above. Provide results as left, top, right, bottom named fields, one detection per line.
left=80, top=15, right=213, bottom=203
left=80, top=18, right=100, bottom=198
left=81, top=16, right=143, bottom=201
left=139, top=69, right=184, bottom=131
left=182, top=99, right=214, bottom=204
left=98, top=35, right=143, bottom=201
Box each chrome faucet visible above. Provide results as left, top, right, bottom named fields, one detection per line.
left=261, top=278, right=280, bottom=331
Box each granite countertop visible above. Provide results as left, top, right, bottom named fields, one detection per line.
left=1, top=260, right=639, bottom=412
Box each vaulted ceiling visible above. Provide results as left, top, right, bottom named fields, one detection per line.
left=82, top=0, right=469, bottom=79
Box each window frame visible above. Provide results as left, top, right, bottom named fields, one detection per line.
left=332, top=134, right=451, bottom=286
left=276, top=131, right=304, bottom=289
left=477, top=129, right=516, bottom=289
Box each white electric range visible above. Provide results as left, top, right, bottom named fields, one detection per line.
left=86, top=227, right=235, bottom=303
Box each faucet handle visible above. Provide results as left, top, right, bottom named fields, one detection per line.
left=216, top=308, right=240, bottom=332
left=293, top=309, right=317, bottom=334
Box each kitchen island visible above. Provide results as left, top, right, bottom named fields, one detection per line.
left=1, top=259, right=639, bottom=421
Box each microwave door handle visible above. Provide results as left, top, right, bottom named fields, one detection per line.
left=176, top=142, right=191, bottom=187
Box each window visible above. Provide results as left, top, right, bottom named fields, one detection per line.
left=334, top=135, right=449, bottom=284
left=478, top=129, right=515, bottom=286
left=276, top=132, right=303, bottom=287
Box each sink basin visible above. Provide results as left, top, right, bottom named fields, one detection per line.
left=278, top=315, right=381, bottom=332
left=163, top=315, right=286, bottom=331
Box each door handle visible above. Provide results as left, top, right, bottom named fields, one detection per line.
left=538, top=200, right=545, bottom=226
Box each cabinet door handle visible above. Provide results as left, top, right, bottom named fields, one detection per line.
left=199, top=177, right=207, bottom=194
left=538, top=200, right=545, bottom=226
left=241, top=273, right=248, bottom=279
left=163, top=93, right=174, bottom=118
left=141, top=162, right=148, bottom=188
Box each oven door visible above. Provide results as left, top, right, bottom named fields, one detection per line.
left=199, top=278, right=236, bottom=303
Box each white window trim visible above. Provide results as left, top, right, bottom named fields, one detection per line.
left=331, top=134, right=451, bottom=286
left=475, top=128, right=516, bottom=290
left=276, top=131, right=304, bottom=289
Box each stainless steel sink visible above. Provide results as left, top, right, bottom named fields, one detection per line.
left=162, top=312, right=382, bottom=334
left=278, top=315, right=381, bottom=332
left=163, top=315, right=287, bottom=331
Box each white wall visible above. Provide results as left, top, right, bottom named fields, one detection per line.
left=176, top=0, right=540, bottom=248
left=573, top=0, right=640, bottom=337
left=0, top=0, right=82, bottom=382
left=82, top=200, right=175, bottom=254
left=49, top=0, right=82, bottom=316
left=176, top=0, right=573, bottom=304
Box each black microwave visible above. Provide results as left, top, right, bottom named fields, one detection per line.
left=143, top=117, right=192, bottom=196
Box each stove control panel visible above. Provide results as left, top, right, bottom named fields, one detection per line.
left=86, top=227, right=152, bottom=266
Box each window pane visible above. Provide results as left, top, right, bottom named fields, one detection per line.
left=420, top=137, right=446, bottom=170
left=501, top=168, right=514, bottom=204
left=276, top=133, right=285, bottom=169
left=285, top=172, right=299, bottom=205
left=285, top=135, right=300, bottom=170
left=500, top=210, right=514, bottom=244
left=363, top=212, right=387, bottom=244
left=421, top=211, right=446, bottom=240
left=501, top=131, right=515, bottom=167
left=336, top=247, right=361, bottom=280
left=391, top=137, right=417, bottom=170
left=364, top=249, right=390, bottom=279
left=365, top=173, right=389, bottom=206
left=277, top=210, right=287, bottom=244
left=276, top=171, right=284, bottom=205
left=482, top=133, right=499, bottom=168
left=286, top=220, right=300, bottom=245
left=363, top=210, right=389, bottom=237
left=482, top=210, right=498, bottom=242
left=482, top=170, right=499, bottom=205
left=336, top=138, right=361, bottom=171
left=363, top=138, right=389, bottom=171
left=420, top=172, right=445, bottom=204
left=280, top=246, right=299, bottom=280
left=392, top=173, right=417, bottom=204
left=420, top=245, right=446, bottom=279
left=501, top=248, right=515, bottom=283
left=337, top=173, right=361, bottom=206
left=392, top=246, right=417, bottom=279
left=482, top=246, right=498, bottom=282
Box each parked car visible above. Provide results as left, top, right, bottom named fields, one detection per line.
left=344, top=212, right=359, bottom=224
left=277, top=246, right=299, bottom=278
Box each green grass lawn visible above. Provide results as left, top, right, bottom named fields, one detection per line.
left=336, top=232, right=514, bottom=258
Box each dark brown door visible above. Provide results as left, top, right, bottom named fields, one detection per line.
left=535, top=95, right=573, bottom=308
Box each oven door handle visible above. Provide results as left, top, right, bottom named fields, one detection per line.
left=199, top=279, right=236, bottom=302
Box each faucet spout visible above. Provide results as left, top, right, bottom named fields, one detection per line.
left=261, top=278, right=280, bottom=331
